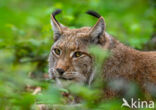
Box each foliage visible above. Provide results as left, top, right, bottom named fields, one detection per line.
left=0, top=0, right=155, bottom=110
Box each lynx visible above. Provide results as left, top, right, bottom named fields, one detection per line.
left=48, top=10, right=156, bottom=96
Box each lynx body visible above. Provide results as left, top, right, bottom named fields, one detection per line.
left=48, top=10, right=156, bottom=95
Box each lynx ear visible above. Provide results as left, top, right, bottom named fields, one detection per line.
left=51, top=9, right=63, bottom=41
left=86, top=10, right=105, bottom=43
left=88, top=17, right=105, bottom=43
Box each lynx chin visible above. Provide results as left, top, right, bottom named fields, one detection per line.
left=48, top=9, right=156, bottom=97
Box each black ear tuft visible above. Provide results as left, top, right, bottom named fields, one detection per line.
left=52, top=9, right=62, bottom=24
left=52, top=9, right=62, bottom=17
left=86, top=10, right=101, bottom=18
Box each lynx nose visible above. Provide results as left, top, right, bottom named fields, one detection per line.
left=56, top=68, right=65, bottom=75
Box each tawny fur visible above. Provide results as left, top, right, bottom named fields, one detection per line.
left=101, top=33, right=156, bottom=84
left=49, top=13, right=156, bottom=98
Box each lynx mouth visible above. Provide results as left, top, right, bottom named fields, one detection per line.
left=59, top=77, right=74, bottom=80
left=50, top=69, right=80, bottom=81
left=51, top=73, right=74, bottom=81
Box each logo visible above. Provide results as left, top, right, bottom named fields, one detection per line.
left=121, top=98, right=155, bottom=109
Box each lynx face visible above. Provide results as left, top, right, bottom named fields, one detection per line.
left=49, top=10, right=106, bottom=84
left=49, top=30, right=93, bottom=83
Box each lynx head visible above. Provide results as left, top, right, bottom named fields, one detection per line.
left=48, top=9, right=107, bottom=84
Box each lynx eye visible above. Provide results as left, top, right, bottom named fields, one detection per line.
left=73, top=51, right=82, bottom=58
left=53, top=48, right=61, bottom=56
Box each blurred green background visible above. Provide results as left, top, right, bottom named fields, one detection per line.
left=0, top=0, right=155, bottom=109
